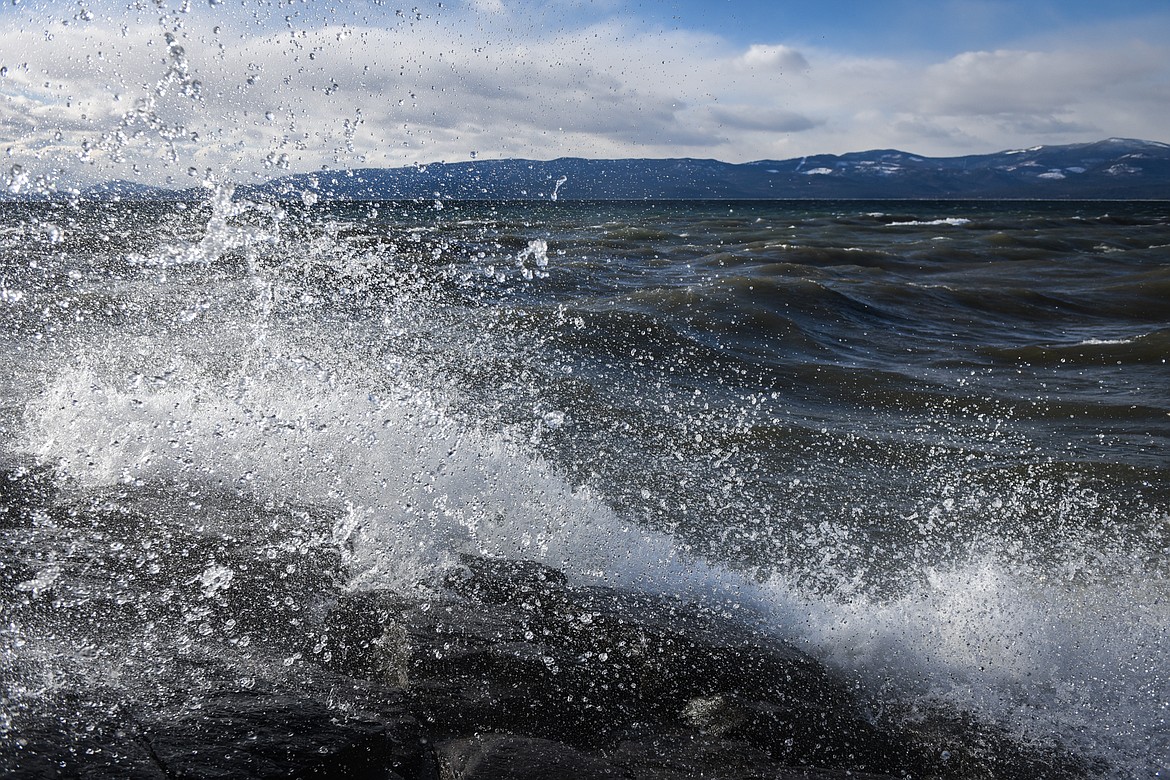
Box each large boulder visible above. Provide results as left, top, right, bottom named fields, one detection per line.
left=322, top=554, right=899, bottom=776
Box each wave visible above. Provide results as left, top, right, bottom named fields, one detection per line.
left=884, top=217, right=972, bottom=227
left=5, top=196, right=1169, bottom=777
left=979, top=329, right=1170, bottom=366
left=17, top=325, right=1167, bottom=777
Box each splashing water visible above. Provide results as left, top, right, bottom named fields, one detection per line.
left=4, top=195, right=1167, bottom=776
left=0, top=3, right=1165, bottom=775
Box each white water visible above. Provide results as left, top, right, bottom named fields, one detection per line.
left=886, top=217, right=972, bottom=227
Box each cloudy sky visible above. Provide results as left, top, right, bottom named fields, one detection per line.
left=2, top=0, right=1169, bottom=187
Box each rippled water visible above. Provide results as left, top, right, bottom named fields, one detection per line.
left=2, top=195, right=1168, bottom=776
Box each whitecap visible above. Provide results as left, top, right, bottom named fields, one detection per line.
left=886, top=218, right=971, bottom=227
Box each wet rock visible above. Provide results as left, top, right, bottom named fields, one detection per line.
left=0, top=706, right=168, bottom=780
left=442, top=554, right=568, bottom=605
left=610, top=733, right=901, bottom=779
left=891, top=708, right=1106, bottom=780
left=437, top=735, right=622, bottom=780
left=322, top=591, right=566, bottom=742
left=1, top=666, right=438, bottom=780
left=140, top=684, right=433, bottom=780
left=324, top=555, right=898, bottom=774
left=322, top=555, right=1095, bottom=780
left=3, top=490, right=344, bottom=655
left=2, top=531, right=1094, bottom=780
left=434, top=731, right=903, bottom=780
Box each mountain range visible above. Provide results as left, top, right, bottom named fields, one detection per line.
left=21, top=138, right=1170, bottom=201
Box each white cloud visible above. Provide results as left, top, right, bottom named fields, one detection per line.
left=2, top=1, right=1168, bottom=188
left=737, top=44, right=809, bottom=73
left=921, top=47, right=1165, bottom=116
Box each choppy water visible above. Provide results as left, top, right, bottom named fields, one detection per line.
left=2, top=194, right=1168, bottom=776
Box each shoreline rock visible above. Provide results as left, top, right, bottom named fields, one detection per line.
left=0, top=469, right=1099, bottom=779
left=323, top=555, right=898, bottom=774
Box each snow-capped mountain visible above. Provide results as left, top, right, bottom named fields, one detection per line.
left=7, top=138, right=1168, bottom=201
left=239, top=138, right=1170, bottom=200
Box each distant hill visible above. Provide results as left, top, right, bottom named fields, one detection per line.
left=239, top=138, right=1170, bottom=200
left=6, top=138, right=1169, bottom=201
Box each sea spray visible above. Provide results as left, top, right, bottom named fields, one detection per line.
left=3, top=198, right=1168, bottom=777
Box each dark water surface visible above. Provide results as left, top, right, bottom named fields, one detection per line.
left=2, top=197, right=1168, bottom=775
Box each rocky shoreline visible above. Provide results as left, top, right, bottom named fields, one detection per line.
left=1, top=462, right=1097, bottom=779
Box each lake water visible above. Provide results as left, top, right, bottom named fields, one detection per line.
left=2, top=195, right=1168, bottom=776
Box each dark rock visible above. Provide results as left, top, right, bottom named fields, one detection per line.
left=321, top=556, right=1096, bottom=779
left=442, top=554, right=568, bottom=606
left=891, top=707, right=1107, bottom=780
left=437, top=735, right=622, bottom=780
left=434, top=731, right=904, bottom=780
left=3, top=489, right=344, bottom=656
left=323, top=556, right=898, bottom=774
left=2, top=670, right=439, bottom=780
left=2, top=502, right=1095, bottom=780
left=140, top=685, right=430, bottom=780
left=322, top=592, right=569, bottom=742
left=0, top=699, right=169, bottom=780
left=610, top=733, right=900, bottom=779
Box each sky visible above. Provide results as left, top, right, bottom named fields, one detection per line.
left=2, top=0, right=1169, bottom=188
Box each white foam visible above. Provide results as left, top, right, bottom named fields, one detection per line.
left=1077, top=337, right=1135, bottom=346
left=20, top=346, right=694, bottom=595
left=886, top=218, right=971, bottom=227
left=766, top=561, right=1170, bottom=776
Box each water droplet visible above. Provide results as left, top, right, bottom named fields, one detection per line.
left=5, top=163, right=29, bottom=194
left=195, top=564, right=234, bottom=597
left=551, top=175, right=567, bottom=201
